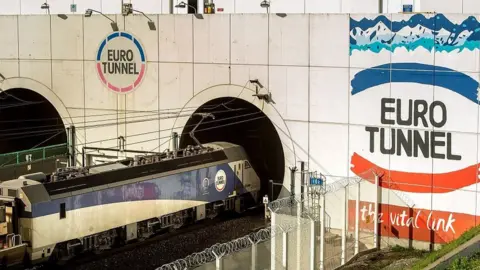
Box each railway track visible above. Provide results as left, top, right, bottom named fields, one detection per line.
left=25, top=206, right=267, bottom=270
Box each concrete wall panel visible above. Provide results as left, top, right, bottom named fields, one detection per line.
left=1, top=0, right=20, bottom=15
left=19, top=60, right=51, bottom=88
left=20, top=0, right=49, bottom=15
left=83, top=14, right=121, bottom=61
left=342, top=0, right=380, bottom=13
left=421, top=0, right=462, bottom=13
left=284, top=120, right=309, bottom=172
left=102, top=0, right=122, bottom=14
left=269, top=66, right=308, bottom=121
left=51, top=61, right=84, bottom=108
left=435, top=72, right=478, bottom=133
left=233, top=0, right=265, bottom=13
left=305, top=0, right=341, bottom=13
left=193, top=14, right=230, bottom=64
left=18, top=16, right=51, bottom=59
left=464, top=0, right=480, bottom=14
left=84, top=60, right=118, bottom=147
left=349, top=14, right=392, bottom=69
left=0, top=16, right=19, bottom=59
left=158, top=15, right=193, bottom=63
left=47, top=0, right=73, bottom=14
left=126, top=62, right=160, bottom=151
left=230, top=14, right=268, bottom=65
left=130, top=0, right=163, bottom=14
left=309, top=67, right=349, bottom=124
left=269, top=14, right=309, bottom=66
left=193, top=64, right=230, bottom=95
left=51, top=15, right=84, bottom=60
left=230, top=65, right=268, bottom=88
left=310, top=14, right=349, bottom=68
left=125, top=15, right=159, bottom=62
left=269, top=0, right=305, bottom=13
left=0, top=60, right=20, bottom=78
left=75, top=0, right=102, bottom=15
left=310, top=123, right=349, bottom=176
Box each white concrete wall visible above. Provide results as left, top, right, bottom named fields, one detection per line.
left=2, top=12, right=480, bottom=244
left=3, top=0, right=480, bottom=15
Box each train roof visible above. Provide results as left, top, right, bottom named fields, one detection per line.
left=21, top=142, right=247, bottom=204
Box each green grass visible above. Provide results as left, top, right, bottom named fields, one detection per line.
left=411, top=225, right=480, bottom=270
left=447, top=251, right=480, bottom=270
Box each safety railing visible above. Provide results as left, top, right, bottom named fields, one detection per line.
left=0, top=143, right=68, bottom=166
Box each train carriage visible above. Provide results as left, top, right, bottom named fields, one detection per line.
left=0, top=142, right=261, bottom=267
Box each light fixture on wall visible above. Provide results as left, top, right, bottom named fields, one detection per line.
left=260, top=0, right=270, bottom=13
left=175, top=1, right=197, bottom=14
left=122, top=4, right=156, bottom=31
left=85, top=9, right=119, bottom=31
left=40, top=3, right=50, bottom=14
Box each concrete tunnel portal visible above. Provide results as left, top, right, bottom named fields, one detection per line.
left=0, top=88, right=67, bottom=154
left=179, top=97, right=285, bottom=200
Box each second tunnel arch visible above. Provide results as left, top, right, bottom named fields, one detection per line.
left=179, top=97, right=285, bottom=199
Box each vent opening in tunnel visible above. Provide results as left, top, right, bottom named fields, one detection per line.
left=179, top=97, right=285, bottom=200
left=0, top=88, right=67, bottom=154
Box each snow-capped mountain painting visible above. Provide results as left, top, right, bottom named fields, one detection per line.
left=350, top=14, right=480, bottom=54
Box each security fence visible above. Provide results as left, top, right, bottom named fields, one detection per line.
left=156, top=169, right=381, bottom=270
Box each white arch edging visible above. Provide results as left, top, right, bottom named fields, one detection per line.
left=0, top=77, right=73, bottom=126
left=170, top=84, right=297, bottom=188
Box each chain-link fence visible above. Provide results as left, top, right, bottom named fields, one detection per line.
left=156, top=169, right=381, bottom=270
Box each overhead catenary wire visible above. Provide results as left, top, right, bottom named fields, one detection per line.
left=79, top=114, right=268, bottom=156
left=0, top=107, right=247, bottom=135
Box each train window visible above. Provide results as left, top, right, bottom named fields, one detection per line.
left=244, top=161, right=251, bottom=169
left=59, top=203, right=66, bottom=219
left=7, top=189, right=15, bottom=197
left=234, top=165, right=236, bottom=173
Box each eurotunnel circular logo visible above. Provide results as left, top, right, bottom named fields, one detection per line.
left=215, top=170, right=226, bottom=192
left=96, top=31, right=146, bottom=94
left=350, top=63, right=479, bottom=194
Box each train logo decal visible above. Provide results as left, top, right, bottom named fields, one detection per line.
left=349, top=62, right=479, bottom=193
left=95, top=31, right=146, bottom=94
left=215, top=170, right=226, bottom=192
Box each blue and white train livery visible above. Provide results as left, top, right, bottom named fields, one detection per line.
left=0, top=142, right=261, bottom=267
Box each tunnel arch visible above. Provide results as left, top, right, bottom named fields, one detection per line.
left=172, top=84, right=296, bottom=199
left=0, top=78, right=71, bottom=153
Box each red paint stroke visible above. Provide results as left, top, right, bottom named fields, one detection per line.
left=350, top=152, right=478, bottom=193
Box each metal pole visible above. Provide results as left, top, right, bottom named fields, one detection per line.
left=71, top=125, right=76, bottom=166
left=271, top=212, right=276, bottom=270
left=169, top=0, right=173, bottom=13
left=309, top=219, right=315, bottom=270
left=249, top=238, right=257, bottom=270
left=172, top=132, right=178, bottom=158
left=319, top=191, right=325, bottom=270
left=341, top=186, right=347, bottom=265
left=378, top=0, right=383, bottom=13
left=66, top=127, right=71, bottom=167
left=355, top=181, right=360, bottom=255
left=290, top=167, right=297, bottom=197
left=300, top=161, right=305, bottom=211
left=282, top=231, right=288, bottom=269
left=374, top=174, right=379, bottom=249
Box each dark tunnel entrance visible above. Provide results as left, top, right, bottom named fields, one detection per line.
left=179, top=97, right=285, bottom=200
left=0, top=88, right=67, bottom=154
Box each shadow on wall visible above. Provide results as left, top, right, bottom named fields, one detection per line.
left=0, top=88, right=67, bottom=154
left=179, top=97, right=285, bottom=199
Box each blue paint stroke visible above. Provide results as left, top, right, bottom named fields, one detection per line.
left=350, top=14, right=480, bottom=54
left=351, top=63, right=479, bottom=103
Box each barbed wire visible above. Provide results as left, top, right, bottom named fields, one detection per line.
left=155, top=210, right=312, bottom=270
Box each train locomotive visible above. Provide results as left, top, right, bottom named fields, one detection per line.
left=0, top=141, right=261, bottom=267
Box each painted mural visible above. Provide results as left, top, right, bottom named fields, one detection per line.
left=349, top=13, right=480, bottom=243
